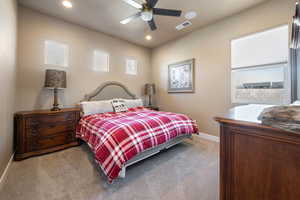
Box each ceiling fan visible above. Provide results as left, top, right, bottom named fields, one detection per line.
left=120, top=0, right=182, bottom=31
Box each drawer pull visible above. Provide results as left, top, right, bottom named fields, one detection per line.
left=66, top=116, right=74, bottom=121
left=30, top=129, right=39, bottom=137
left=30, top=122, right=39, bottom=127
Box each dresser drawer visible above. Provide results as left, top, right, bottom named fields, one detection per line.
left=28, top=132, right=75, bottom=151
left=26, top=112, right=76, bottom=128
left=26, top=122, right=76, bottom=137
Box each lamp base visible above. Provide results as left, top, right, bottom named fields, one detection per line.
left=51, top=88, right=61, bottom=111
left=51, top=106, right=61, bottom=111
left=148, top=95, right=152, bottom=106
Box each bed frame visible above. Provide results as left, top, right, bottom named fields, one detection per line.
left=83, top=81, right=193, bottom=179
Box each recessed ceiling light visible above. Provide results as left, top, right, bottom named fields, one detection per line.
left=62, top=0, right=73, bottom=8
left=185, top=11, right=197, bottom=20
left=145, top=35, right=152, bottom=40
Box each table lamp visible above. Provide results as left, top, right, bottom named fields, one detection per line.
left=44, top=69, right=66, bottom=111
left=145, top=83, right=156, bottom=106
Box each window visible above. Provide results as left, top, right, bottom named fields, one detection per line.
left=232, top=64, right=290, bottom=104
left=126, top=59, right=138, bottom=75
left=45, top=40, right=69, bottom=67
left=93, top=50, right=109, bottom=72
left=231, top=25, right=290, bottom=105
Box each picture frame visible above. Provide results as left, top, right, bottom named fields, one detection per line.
left=168, top=59, right=195, bottom=93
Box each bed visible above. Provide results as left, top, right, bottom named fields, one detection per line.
left=76, top=81, right=199, bottom=182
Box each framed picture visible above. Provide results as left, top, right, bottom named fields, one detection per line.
left=168, top=59, right=195, bottom=93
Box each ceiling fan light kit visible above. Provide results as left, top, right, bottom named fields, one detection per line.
left=121, top=0, right=182, bottom=31
left=141, top=9, right=153, bottom=21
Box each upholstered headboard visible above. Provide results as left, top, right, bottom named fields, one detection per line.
left=83, top=81, right=137, bottom=101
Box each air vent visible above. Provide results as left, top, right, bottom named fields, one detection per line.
left=176, top=21, right=192, bottom=30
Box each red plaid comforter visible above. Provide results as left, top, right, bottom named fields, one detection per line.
left=76, top=107, right=198, bottom=182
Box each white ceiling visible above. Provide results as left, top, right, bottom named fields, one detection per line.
left=18, top=0, right=269, bottom=48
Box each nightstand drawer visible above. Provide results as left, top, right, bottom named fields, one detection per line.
left=28, top=132, right=74, bottom=151
left=26, top=112, right=76, bottom=128
left=26, top=122, right=76, bottom=137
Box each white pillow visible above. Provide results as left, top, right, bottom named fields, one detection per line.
left=80, top=100, right=114, bottom=116
left=123, top=99, right=143, bottom=108
left=292, top=101, right=300, bottom=105
left=111, top=99, right=128, bottom=113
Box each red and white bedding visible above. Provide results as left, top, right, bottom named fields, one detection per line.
left=76, top=107, right=198, bottom=182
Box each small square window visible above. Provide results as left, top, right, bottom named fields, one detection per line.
left=93, top=50, right=109, bottom=72
left=126, top=59, right=138, bottom=75
left=44, top=40, right=69, bottom=67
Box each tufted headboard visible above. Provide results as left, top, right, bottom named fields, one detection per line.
left=82, top=81, right=137, bottom=101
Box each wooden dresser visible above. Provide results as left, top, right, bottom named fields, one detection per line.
left=215, top=105, right=300, bottom=200
left=14, top=108, right=81, bottom=160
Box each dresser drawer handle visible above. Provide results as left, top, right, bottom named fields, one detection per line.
left=65, top=114, right=74, bottom=121
left=30, top=129, right=39, bottom=137
left=30, top=120, right=39, bottom=126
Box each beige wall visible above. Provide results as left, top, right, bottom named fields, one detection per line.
left=0, top=0, right=17, bottom=177
left=17, top=7, right=152, bottom=111
left=151, top=0, right=294, bottom=136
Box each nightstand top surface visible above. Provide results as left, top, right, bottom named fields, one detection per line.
left=145, top=105, right=159, bottom=108
left=15, top=107, right=80, bottom=115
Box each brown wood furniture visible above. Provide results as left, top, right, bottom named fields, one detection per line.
left=14, top=108, right=81, bottom=160
left=215, top=105, right=300, bottom=200
left=145, top=105, right=159, bottom=111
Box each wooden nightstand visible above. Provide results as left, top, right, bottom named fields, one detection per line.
left=14, top=108, right=81, bottom=161
left=145, top=106, right=159, bottom=111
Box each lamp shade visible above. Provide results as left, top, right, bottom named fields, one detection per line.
left=44, top=69, right=66, bottom=89
left=145, top=84, right=156, bottom=95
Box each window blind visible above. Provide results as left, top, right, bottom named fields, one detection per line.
left=231, top=25, right=289, bottom=69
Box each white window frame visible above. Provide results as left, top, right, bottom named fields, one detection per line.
left=93, top=50, right=110, bottom=72
left=44, top=40, right=69, bottom=67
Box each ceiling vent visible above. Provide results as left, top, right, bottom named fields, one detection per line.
left=176, top=21, right=192, bottom=31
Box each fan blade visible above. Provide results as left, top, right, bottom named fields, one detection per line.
left=147, top=0, right=158, bottom=8
left=120, top=12, right=141, bottom=24
left=148, top=19, right=157, bottom=31
left=122, top=0, right=143, bottom=9
left=153, top=8, right=182, bottom=17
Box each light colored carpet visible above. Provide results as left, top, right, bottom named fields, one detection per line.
left=0, top=136, right=219, bottom=200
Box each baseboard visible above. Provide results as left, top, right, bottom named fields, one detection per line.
left=0, top=153, right=14, bottom=191
left=196, top=132, right=220, bottom=143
